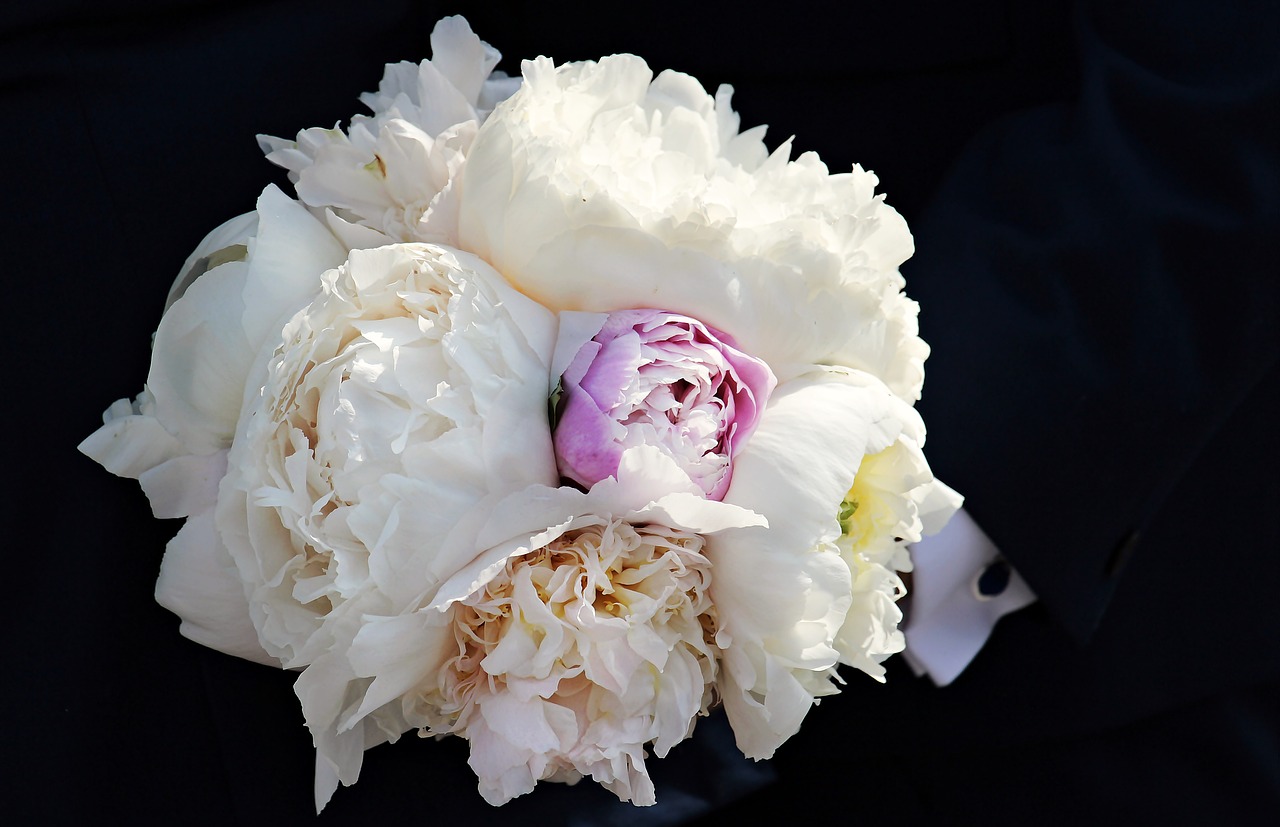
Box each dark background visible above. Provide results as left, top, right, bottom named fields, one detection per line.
left=6, top=1, right=1277, bottom=824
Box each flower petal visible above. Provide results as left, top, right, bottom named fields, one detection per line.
left=707, top=370, right=917, bottom=757
left=137, top=450, right=228, bottom=519
left=240, top=184, right=346, bottom=348
left=155, top=509, right=274, bottom=666
left=165, top=210, right=257, bottom=311
left=78, top=397, right=185, bottom=479
left=147, top=258, right=255, bottom=454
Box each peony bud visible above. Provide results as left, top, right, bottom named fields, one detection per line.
left=552, top=309, right=775, bottom=500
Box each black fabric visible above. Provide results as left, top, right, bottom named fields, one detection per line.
left=908, top=3, right=1280, bottom=645
left=10, top=1, right=1278, bottom=824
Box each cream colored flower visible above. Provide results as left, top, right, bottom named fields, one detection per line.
left=429, top=516, right=716, bottom=805
left=294, top=448, right=764, bottom=808
left=704, top=368, right=957, bottom=757
left=457, top=53, right=927, bottom=397
left=260, top=16, right=519, bottom=248
left=218, top=242, right=558, bottom=670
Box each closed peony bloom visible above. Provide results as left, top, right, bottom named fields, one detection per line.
left=259, top=16, right=520, bottom=248
left=217, top=242, right=559, bottom=670
left=457, top=53, right=928, bottom=397
left=551, top=309, right=775, bottom=499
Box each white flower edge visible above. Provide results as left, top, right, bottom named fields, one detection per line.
left=79, top=185, right=348, bottom=663
left=81, top=184, right=344, bottom=467
left=707, top=368, right=938, bottom=759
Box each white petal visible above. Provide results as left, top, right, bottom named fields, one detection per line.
left=155, top=510, right=274, bottom=666
left=165, top=211, right=258, bottom=311
left=241, top=185, right=346, bottom=349
left=313, top=759, right=341, bottom=816
left=712, top=544, right=849, bottom=758
left=147, top=259, right=254, bottom=454
left=293, top=648, right=371, bottom=811
left=343, top=612, right=454, bottom=727
left=428, top=15, right=501, bottom=110
left=708, top=371, right=913, bottom=757
left=137, top=450, right=227, bottom=519
left=551, top=310, right=609, bottom=391
left=323, top=208, right=394, bottom=250
left=916, top=478, right=965, bottom=536
left=78, top=404, right=184, bottom=479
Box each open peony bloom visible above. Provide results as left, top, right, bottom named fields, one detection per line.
left=295, top=448, right=766, bottom=809
left=703, top=368, right=958, bottom=758
left=259, top=16, right=520, bottom=249
left=218, top=242, right=559, bottom=668
left=552, top=309, right=775, bottom=499
left=433, top=515, right=718, bottom=806
left=458, top=52, right=928, bottom=396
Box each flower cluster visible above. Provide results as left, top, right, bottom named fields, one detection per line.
left=80, top=16, right=959, bottom=813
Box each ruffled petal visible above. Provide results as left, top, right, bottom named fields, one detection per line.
left=457, top=55, right=925, bottom=395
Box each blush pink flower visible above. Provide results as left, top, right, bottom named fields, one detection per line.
left=552, top=309, right=775, bottom=500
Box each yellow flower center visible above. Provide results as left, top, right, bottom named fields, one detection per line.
left=838, top=448, right=899, bottom=552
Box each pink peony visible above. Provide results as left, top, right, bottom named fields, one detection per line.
left=553, top=309, right=775, bottom=500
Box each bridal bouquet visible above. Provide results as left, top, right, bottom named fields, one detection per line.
left=80, top=16, right=960, bottom=812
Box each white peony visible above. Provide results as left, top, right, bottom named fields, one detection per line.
left=293, top=447, right=765, bottom=808
left=260, top=15, right=520, bottom=249
left=457, top=53, right=928, bottom=397
left=672, top=366, right=951, bottom=760
left=828, top=384, right=961, bottom=681
left=218, top=242, right=559, bottom=670
left=84, top=222, right=564, bottom=809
